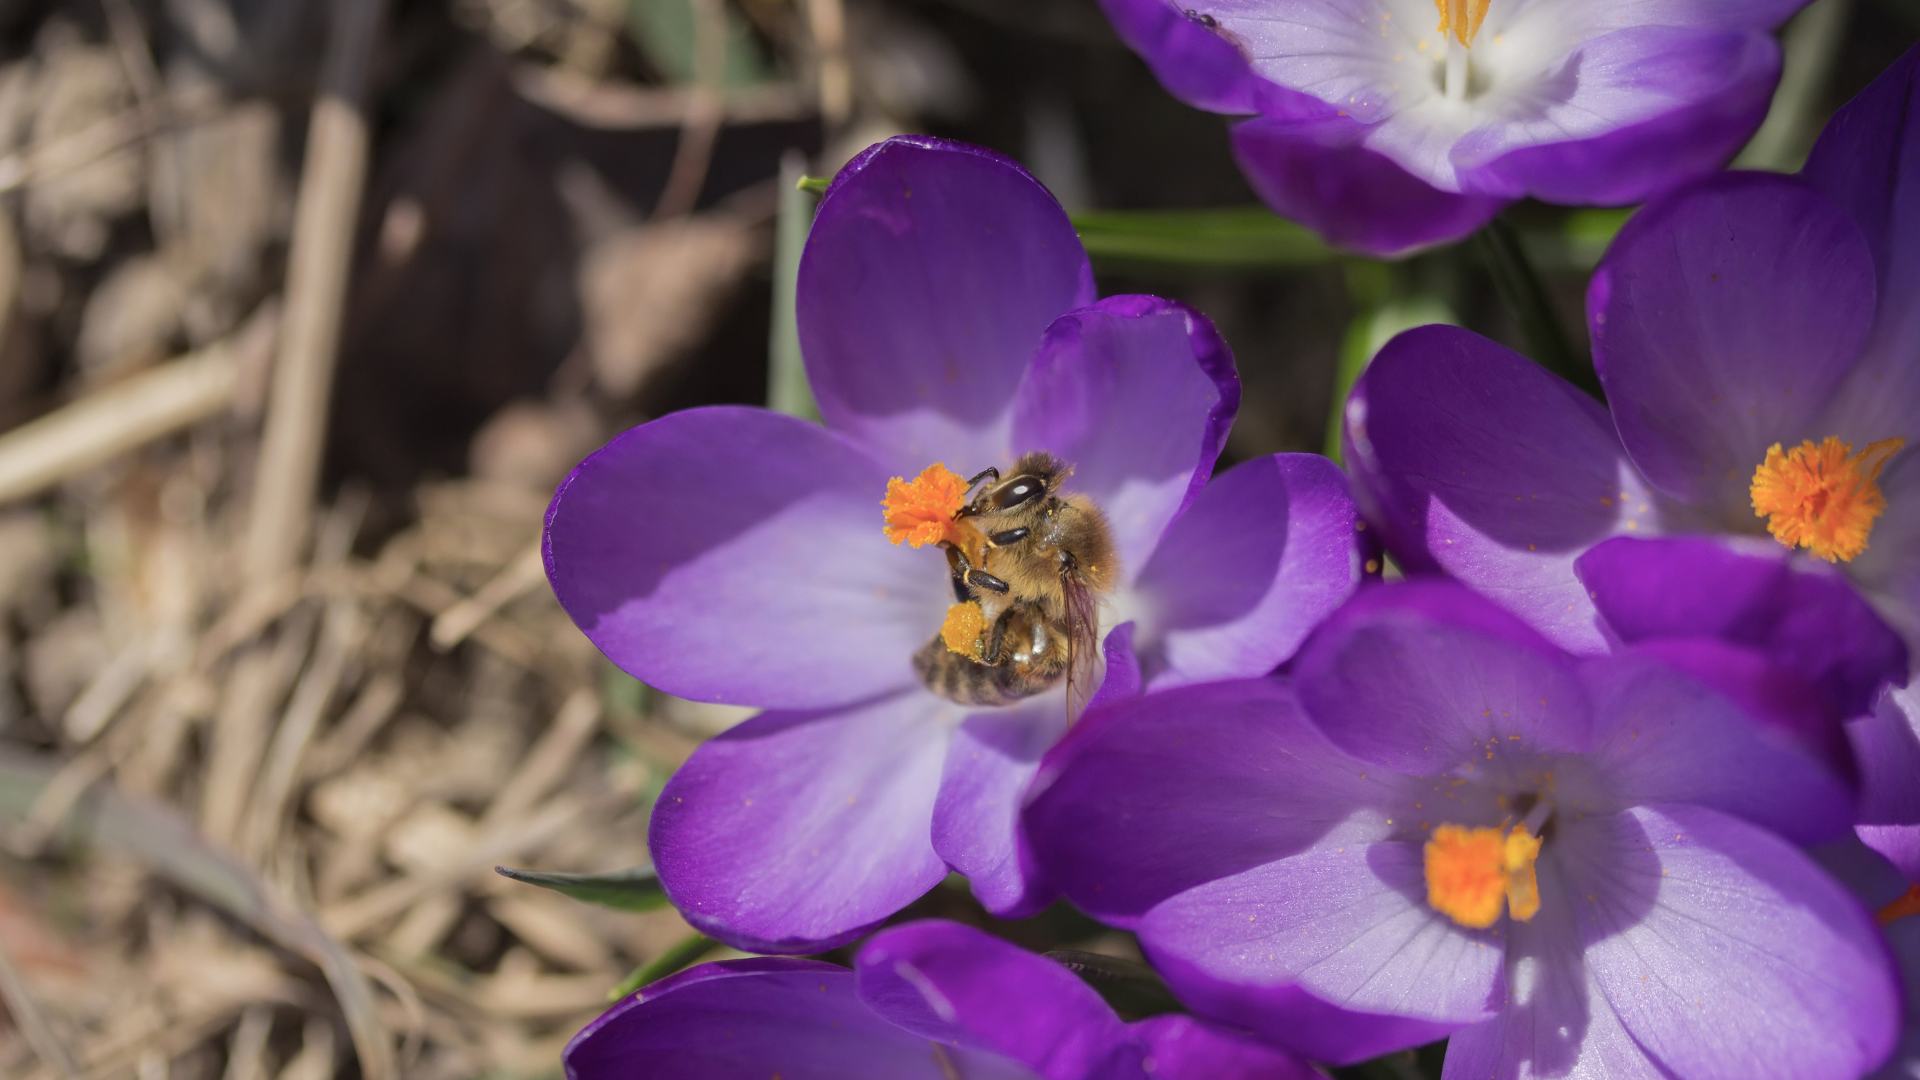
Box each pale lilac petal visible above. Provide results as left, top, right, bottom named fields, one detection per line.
left=1439, top=853, right=1668, bottom=1079
left=1344, top=325, right=1661, bottom=653
left=1588, top=174, right=1877, bottom=510
left=855, top=921, right=1141, bottom=1080
left=932, top=700, right=1068, bottom=918
left=798, top=136, right=1095, bottom=473
left=1853, top=684, right=1920, bottom=826
left=1573, top=804, right=1900, bottom=1080
left=649, top=692, right=951, bottom=953
left=1233, top=116, right=1506, bottom=257
left=1139, top=840, right=1504, bottom=1028
left=1131, top=454, right=1365, bottom=688
left=1848, top=453, right=1920, bottom=648
left=1025, top=678, right=1392, bottom=926
left=1292, top=582, right=1591, bottom=773
left=544, top=406, right=943, bottom=710
left=1579, top=649, right=1856, bottom=844
left=564, top=959, right=1034, bottom=1080
left=1129, top=1015, right=1320, bottom=1080
left=1860, top=824, right=1920, bottom=883
left=1012, top=296, right=1239, bottom=573
left=1803, top=47, right=1920, bottom=449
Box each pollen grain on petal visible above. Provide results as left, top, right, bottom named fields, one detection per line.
left=1750, top=436, right=1904, bottom=563
left=884, top=463, right=969, bottom=548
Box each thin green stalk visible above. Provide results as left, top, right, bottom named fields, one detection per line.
left=608, top=932, right=722, bottom=1001
left=1472, top=217, right=1598, bottom=397
left=769, top=153, right=820, bottom=419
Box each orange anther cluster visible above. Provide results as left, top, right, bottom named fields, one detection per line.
left=1750, top=436, right=1904, bottom=563
left=883, top=463, right=969, bottom=549
left=1434, top=0, right=1491, bottom=46
left=1424, top=824, right=1542, bottom=929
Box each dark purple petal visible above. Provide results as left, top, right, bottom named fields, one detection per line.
left=1458, top=27, right=1779, bottom=205
left=1145, top=953, right=1461, bottom=1066
left=1854, top=685, right=1920, bottom=825
left=1232, top=117, right=1507, bottom=258
left=1131, top=454, right=1364, bottom=687
left=1129, top=1015, right=1319, bottom=1080
left=1012, top=297, right=1239, bottom=572
left=1024, top=678, right=1390, bottom=926
left=649, top=692, right=951, bottom=953
left=563, top=959, right=1034, bottom=1080
left=1439, top=851, right=1665, bottom=1079
left=855, top=921, right=1142, bottom=1080
left=932, top=700, right=1067, bottom=918
left=1571, top=804, right=1899, bottom=1080
left=1860, top=823, right=1920, bottom=883
left=1588, top=174, right=1877, bottom=509
left=797, top=136, right=1095, bottom=474
left=1293, top=582, right=1591, bottom=773
left=1579, top=648, right=1856, bottom=844
left=1803, top=47, right=1920, bottom=448
left=1344, top=325, right=1657, bottom=653
left=1850, top=452, right=1920, bottom=648
left=1094, top=0, right=1297, bottom=116
left=544, top=406, right=943, bottom=710
left=1577, top=535, right=1908, bottom=722
left=1139, top=840, right=1503, bottom=1034
left=1088, top=620, right=1142, bottom=711
left=1879, top=914, right=1920, bottom=1080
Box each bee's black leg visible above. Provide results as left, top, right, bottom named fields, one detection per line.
left=966, top=569, right=1011, bottom=593
left=987, top=527, right=1030, bottom=547
left=980, top=609, right=1014, bottom=665
left=964, top=467, right=1000, bottom=491
left=945, top=546, right=974, bottom=602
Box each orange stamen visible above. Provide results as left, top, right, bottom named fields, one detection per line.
left=1750, top=436, right=1904, bottom=563
left=1434, top=0, right=1491, bottom=46
left=883, top=463, right=969, bottom=549
left=1880, top=884, right=1920, bottom=926
left=1424, top=824, right=1542, bottom=929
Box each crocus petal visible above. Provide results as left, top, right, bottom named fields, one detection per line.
left=1803, top=46, right=1920, bottom=448
left=1579, top=649, right=1856, bottom=844
left=1854, top=685, right=1920, bottom=825
left=564, top=959, right=1033, bottom=1080
left=1849, top=453, right=1920, bottom=647
left=1577, top=535, right=1908, bottom=722
left=1129, top=1015, right=1320, bottom=1080
left=1130, top=454, right=1365, bottom=688
left=1139, top=840, right=1504, bottom=1030
left=1876, top=915, right=1920, bottom=1080
left=1025, top=678, right=1392, bottom=926
left=1012, top=296, right=1239, bottom=573
left=1088, top=620, right=1142, bottom=711
left=1588, top=173, right=1877, bottom=511
left=931, top=700, right=1068, bottom=918
left=797, top=136, right=1095, bottom=473
left=1439, top=853, right=1665, bottom=1080
left=1094, top=0, right=1306, bottom=116
left=855, top=921, right=1141, bottom=1080
left=545, top=406, right=943, bottom=710
left=1859, top=822, right=1920, bottom=883
left=1293, top=582, right=1591, bottom=773
left=649, top=692, right=951, bottom=953
left=1344, top=325, right=1659, bottom=653
left=1456, top=26, right=1780, bottom=204
left=1232, top=116, right=1507, bottom=257
left=1573, top=804, right=1899, bottom=1080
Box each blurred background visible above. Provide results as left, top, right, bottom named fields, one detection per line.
left=0, top=0, right=1909, bottom=1076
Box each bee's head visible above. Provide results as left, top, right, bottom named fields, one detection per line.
left=959, top=453, right=1070, bottom=519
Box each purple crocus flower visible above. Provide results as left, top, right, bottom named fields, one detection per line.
left=1024, top=581, right=1900, bottom=1074
left=562, top=920, right=1316, bottom=1080
left=1345, top=48, right=1920, bottom=825
left=1100, top=0, right=1807, bottom=254
left=544, top=136, right=1366, bottom=952
left=1820, top=839, right=1920, bottom=1079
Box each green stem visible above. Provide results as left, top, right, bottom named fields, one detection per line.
left=1472, top=217, right=1598, bottom=397
left=768, top=153, right=821, bottom=419
left=608, top=932, right=721, bottom=1001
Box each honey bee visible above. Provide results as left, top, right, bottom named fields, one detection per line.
left=912, top=452, right=1118, bottom=710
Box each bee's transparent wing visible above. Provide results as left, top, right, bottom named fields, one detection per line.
left=1062, top=570, right=1102, bottom=721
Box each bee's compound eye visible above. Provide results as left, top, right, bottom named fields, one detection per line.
left=993, top=476, right=1044, bottom=510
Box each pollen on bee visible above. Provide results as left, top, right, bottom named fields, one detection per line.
left=882, top=463, right=969, bottom=548
left=1424, top=823, right=1543, bottom=928
left=1750, top=436, right=1904, bottom=563
left=939, top=601, right=987, bottom=659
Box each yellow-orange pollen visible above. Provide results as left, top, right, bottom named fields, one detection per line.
left=882, top=463, right=969, bottom=549
left=1749, top=436, right=1904, bottom=563
left=1424, top=824, right=1542, bottom=929
left=939, top=601, right=987, bottom=659
left=1434, top=0, right=1491, bottom=46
